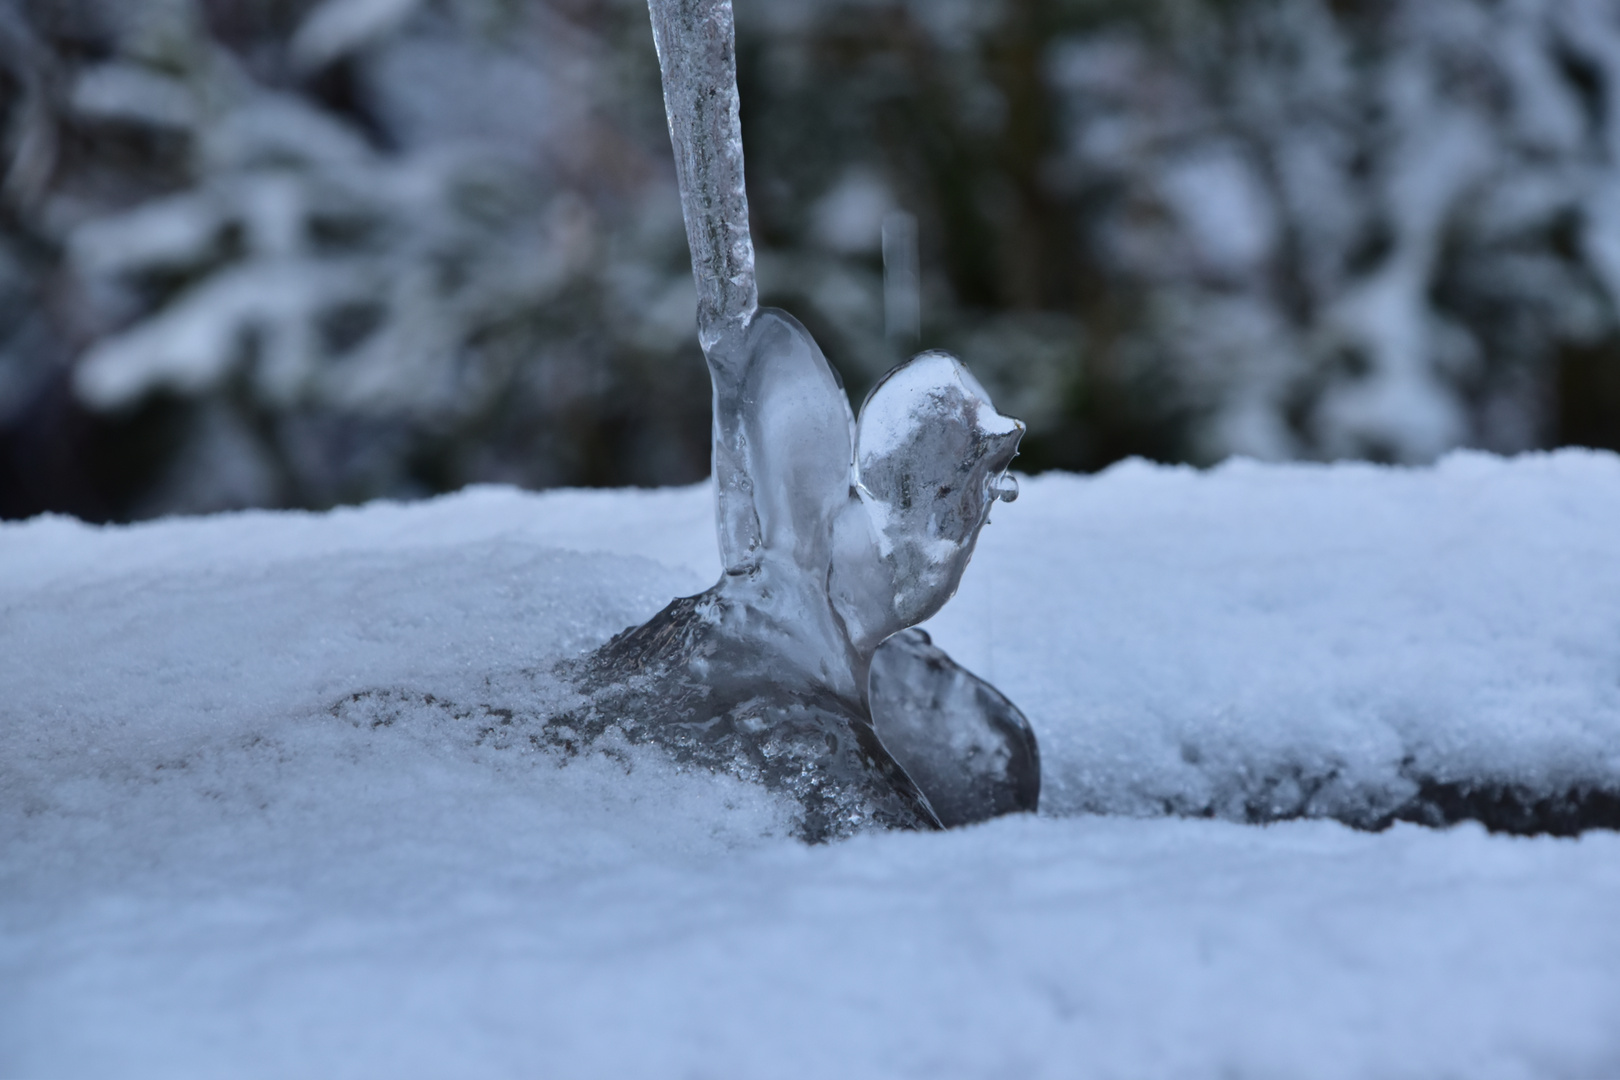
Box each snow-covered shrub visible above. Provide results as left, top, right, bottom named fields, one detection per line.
left=7, top=0, right=711, bottom=513
left=8, top=0, right=1620, bottom=515
left=0, top=1, right=68, bottom=440
left=732, top=0, right=1620, bottom=467
left=1046, top=0, right=1620, bottom=462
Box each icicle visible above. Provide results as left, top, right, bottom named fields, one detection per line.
left=646, top=0, right=757, bottom=354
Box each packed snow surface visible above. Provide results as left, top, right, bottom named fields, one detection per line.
left=4, top=452, right=1620, bottom=1077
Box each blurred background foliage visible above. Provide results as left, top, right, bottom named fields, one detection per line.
left=4, top=0, right=1620, bottom=519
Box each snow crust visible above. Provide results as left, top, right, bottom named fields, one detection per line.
left=930, top=450, right=1620, bottom=823
left=4, top=454, right=1620, bottom=1077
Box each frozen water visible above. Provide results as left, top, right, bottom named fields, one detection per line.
left=566, top=329, right=1032, bottom=838
left=868, top=628, right=1040, bottom=828
left=646, top=0, right=757, bottom=355
left=575, top=585, right=940, bottom=841
left=835, top=351, right=1022, bottom=652
left=4, top=465, right=1620, bottom=1077
left=569, top=315, right=1030, bottom=839
left=573, top=0, right=1035, bottom=836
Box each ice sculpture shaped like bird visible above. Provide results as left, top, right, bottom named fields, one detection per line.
left=566, top=0, right=1039, bottom=839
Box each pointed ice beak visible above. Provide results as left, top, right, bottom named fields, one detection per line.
left=978, top=412, right=1024, bottom=472
left=975, top=416, right=1023, bottom=508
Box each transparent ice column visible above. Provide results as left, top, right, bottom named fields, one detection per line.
left=567, top=0, right=1039, bottom=840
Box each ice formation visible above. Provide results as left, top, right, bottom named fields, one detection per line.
left=868, top=629, right=1040, bottom=829
left=564, top=0, right=1038, bottom=839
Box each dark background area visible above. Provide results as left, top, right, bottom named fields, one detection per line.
left=3, top=0, right=1620, bottom=522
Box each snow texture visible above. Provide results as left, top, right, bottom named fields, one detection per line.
left=4, top=454, right=1620, bottom=1076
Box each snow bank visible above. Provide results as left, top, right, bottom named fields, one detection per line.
left=928, top=449, right=1620, bottom=828
left=4, top=452, right=1620, bottom=1077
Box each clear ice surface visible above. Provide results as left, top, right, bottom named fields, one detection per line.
left=570, top=0, right=1038, bottom=840
left=869, top=629, right=1041, bottom=830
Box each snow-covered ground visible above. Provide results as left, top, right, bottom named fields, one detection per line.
left=4, top=452, right=1620, bottom=1078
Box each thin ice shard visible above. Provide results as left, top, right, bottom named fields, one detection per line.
left=647, top=0, right=763, bottom=572
left=645, top=0, right=756, bottom=351
left=563, top=0, right=1039, bottom=840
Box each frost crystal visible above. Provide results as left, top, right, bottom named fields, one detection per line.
left=567, top=0, right=1039, bottom=840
